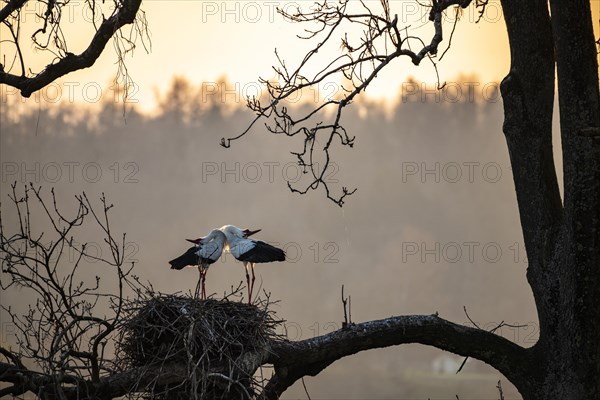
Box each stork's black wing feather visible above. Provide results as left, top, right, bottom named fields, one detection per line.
left=237, top=241, right=285, bottom=263
left=169, top=246, right=199, bottom=270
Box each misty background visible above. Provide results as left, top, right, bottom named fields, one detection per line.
left=1, top=76, right=561, bottom=398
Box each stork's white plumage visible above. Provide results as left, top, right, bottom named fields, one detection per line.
left=168, top=229, right=226, bottom=299
left=220, top=225, right=286, bottom=303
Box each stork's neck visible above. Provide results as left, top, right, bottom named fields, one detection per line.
left=223, top=232, right=245, bottom=247
left=204, top=229, right=226, bottom=247
left=221, top=229, right=255, bottom=258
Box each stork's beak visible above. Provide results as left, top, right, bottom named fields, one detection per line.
left=186, top=238, right=203, bottom=244
left=243, top=229, right=261, bottom=237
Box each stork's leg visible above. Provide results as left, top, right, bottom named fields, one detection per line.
left=250, top=263, right=256, bottom=304
left=195, top=266, right=202, bottom=299
left=244, top=262, right=251, bottom=304
left=201, top=269, right=207, bottom=300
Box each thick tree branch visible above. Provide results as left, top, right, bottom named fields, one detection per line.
left=0, top=0, right=27, bottom=22
left=1, top=351, right=269, bottom=399
left=261, top=314, right=533, bottom=399
left=0, top=0, right=142, bottom=97
left=0, top=361, right=188, bottom=399
left=1, top=314, right=535, bottom=399
left=499, top=0, right=562, bottom=345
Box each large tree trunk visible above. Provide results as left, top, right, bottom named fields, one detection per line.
left=500, top=0, right=600, bottom=398
left=548, top=0, right=600, bottom=398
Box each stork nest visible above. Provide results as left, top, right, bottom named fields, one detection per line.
left=116, top=294, right=283, bottom=399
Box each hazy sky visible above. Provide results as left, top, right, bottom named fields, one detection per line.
left=130, top=0, right=512, bottom=105
left=2, top=1, right=598, bottom=112
left=0, top=0, right=521, bottom=111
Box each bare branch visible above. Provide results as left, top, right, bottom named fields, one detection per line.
left=229, top=0, right=473, bottom=205
left=0, top=0, right=146, bottom=98
left=0, top=184, right=141, bottom=399
left=0, top=0, right=27, bottom=22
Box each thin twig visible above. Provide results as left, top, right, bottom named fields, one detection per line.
left=227, top=0, right=473, bottom=205
left=301, top=377, right=312, bottom=400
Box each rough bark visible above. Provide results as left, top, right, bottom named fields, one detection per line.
left=499, top=0, right=561, bottom=350
left=500, top=0, right=600, bottom=398
left=549, top=0, right=600, bottom=398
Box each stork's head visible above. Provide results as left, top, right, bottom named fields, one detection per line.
left=187, top=229, right=226, bottom=244
left=242, top=228, right=261, bottom=237
left=220, top=225, right=261, bottom=238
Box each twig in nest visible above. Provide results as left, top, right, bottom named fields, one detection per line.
left=341, top=285, right=352, bottom=328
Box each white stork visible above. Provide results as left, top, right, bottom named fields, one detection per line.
left=220, top=225, right=286, bottom=303
left=168, top=229, right=226, bottom=299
